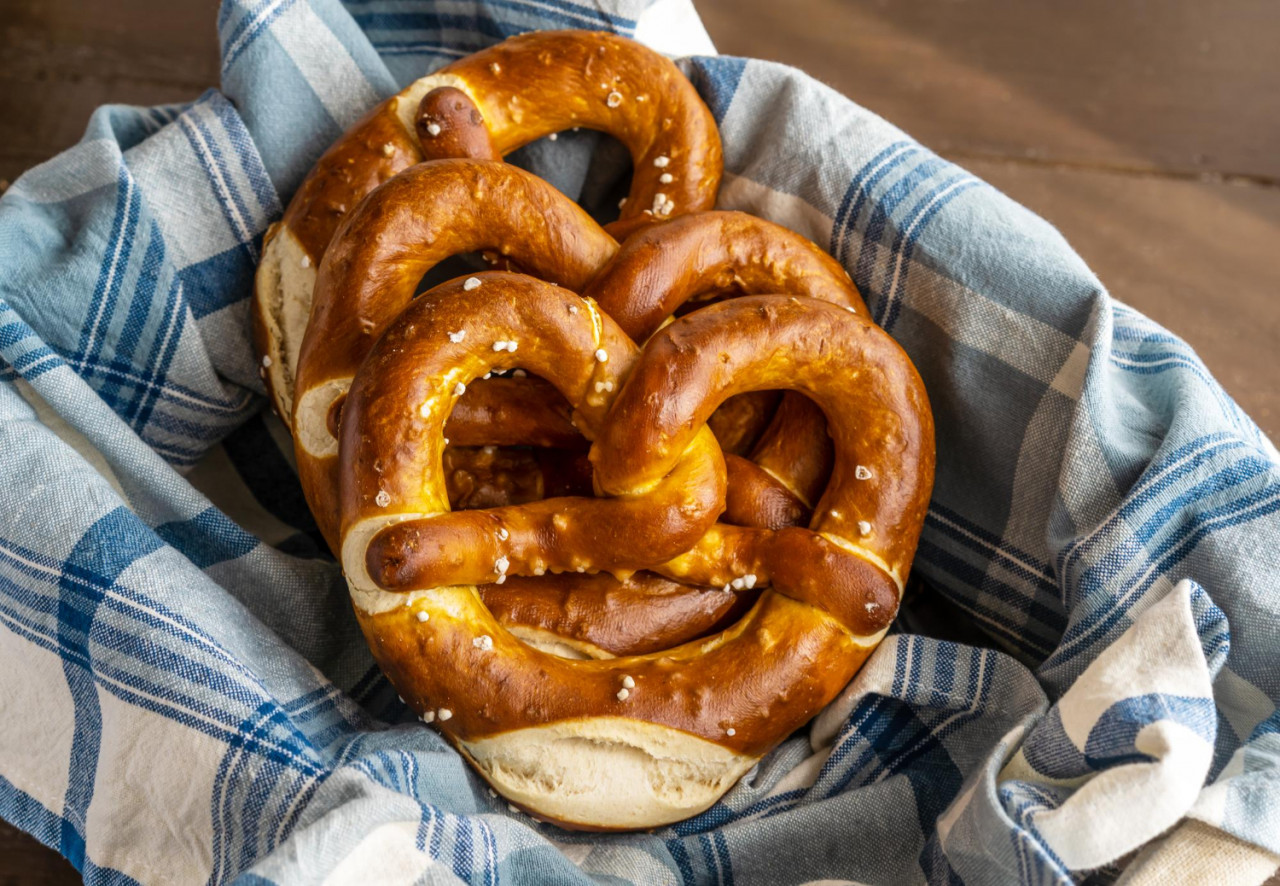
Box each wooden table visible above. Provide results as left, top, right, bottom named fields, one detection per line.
left=1, top=0, right=1277, bottom=880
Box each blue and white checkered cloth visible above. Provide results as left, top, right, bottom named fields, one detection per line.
left=2, top=1, right=1278, bottom=883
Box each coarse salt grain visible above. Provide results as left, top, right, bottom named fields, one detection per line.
left=375, top=490, right=391, bottom=507
left=262, top=355, right=272, bottom=367
left=453, top=382, right=466, bottom=396
left=621, top=676, right=635, bottom=689
left=858, top=521, right=872, bottom=536
left=594, top=348, right=608, bottom=363
left=616, top=688, right=630, bottom=701
left=659, top=173, right=673, bottom=184
left=606, top=91, right=623, bottom=107
left=382, top=142, right=395, bottom=157
left=494, top=556, right=510, bottom=574
left=497, top=527, right=509, bottom=541
left=421, top=710, right=435, bottom=723
left=425, top=122, right=442, bottom=137
left=416, top=611, right=429, bottom=623
left=653, top=155, right=670, bottom=167
left=744, top=574, right=757, bottom=589
left=856, top=465, right=873, bottom=480
left=463, top=276, right=482, bottom=291
left=448, top=330, right=466, bottom=343
left=437, top=708, right=453, bottom=721
left=300, top=254, right=311, bottom=268
left=548, top=132, right=558, bottom=141
left=726, top=727, right=736, bottom=736
left=473, top=635, right=494, bottom=651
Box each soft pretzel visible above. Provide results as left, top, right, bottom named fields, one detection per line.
left=290, top=160, right=779, bottom=660
left=341, top=278, right=933, bottom=829
left=601, top=296, right=934, bottom=620
left=581, top=210, right=864, bottom=525
left=253, top=29, right=720, bottom=422
left=350, top=275, right=726, bottom=592
left=292, top=158, right=618, bottom=552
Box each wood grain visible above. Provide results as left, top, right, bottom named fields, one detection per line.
left=697, top=0, right=1280, bottom=181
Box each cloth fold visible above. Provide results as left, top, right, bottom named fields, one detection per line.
left=1, top=1, right=1277, bottom=883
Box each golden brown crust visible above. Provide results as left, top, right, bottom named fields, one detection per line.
left=583, top=209, right=863, bottom=518
left=723, top=454, right=810, bottom=529
left=342, top=273, right=726, bottom=589
left=595, top=295, right=936, bottom=632
left=423, top=31, right=722, bottom=227
left=255, top=29, right=719, bottom=425
left=446, top=376, right=580, bottom=448
left=356, top=590, right=872, bottom=757
left=339, top=280, right=932, bottom=760
left=478, top=571, right=749, bottom=657
left=705, top=391, right=781, bottom=456
left=583, top=210, right=868, bottom=340
left=749, top=393, right=834, bottom=507
left=415, top=87, right=500, bottom=161
left=294, top=159, right=619, bottom=550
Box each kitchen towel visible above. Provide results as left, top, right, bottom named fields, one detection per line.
left=1, top=1, right=1277, bottom=883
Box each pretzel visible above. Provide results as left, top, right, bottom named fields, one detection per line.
left=253, top=29, right=720, bottom=423
left=597, top=296, right=934, bottom=621
left=340, top=277, right=933, bottom=829
left=581, top=210, right=864, bottom=525
left=291, top=158, right=618, bottom=552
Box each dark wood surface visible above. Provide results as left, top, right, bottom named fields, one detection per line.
left=2, top=1, right=1277, bottom=881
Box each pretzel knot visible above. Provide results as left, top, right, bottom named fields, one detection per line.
left=254, top=29, right=719, bottom=423
left=339, top=274, right=934, bottom=829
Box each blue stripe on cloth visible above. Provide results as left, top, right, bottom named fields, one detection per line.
left=222, top=0, right=305, bottom=75
left=878, top=176, right=983, bottom=331
left=74, top=167, right=141, bottom=374
left=685, top=56, right=747, bottom=125
left=830, top=142, right=918, bottom=267
left=156, top=508, right=259, bottom=569
left=56, top=509, right=164, bottom=867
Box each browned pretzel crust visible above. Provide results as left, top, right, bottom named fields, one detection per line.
left=253, top=29, right=720, bottom=423
left=582, top=210, right=864, bottom=524
left=595, top=295, right=935, bottom=635
left=479, top=571, right=750, bottom=658
left=346, top=274, right=726, bottom=590
left=414, top=31, right=721, bottom=231
left=292, top=159, right=618, bottom=551
left=339, top=280, right=931, bottom=829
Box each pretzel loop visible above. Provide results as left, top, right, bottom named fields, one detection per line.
left=595, top=295, right=935, bottom=635
left=413, top=31, right=722, bottom=233
left=293, top=159, right=618, bottom=549
left=254, top=30, right=719, bottom=423
left=338, top=280, right=925, bottom=831
left=340, top=273, right=727, bottom=597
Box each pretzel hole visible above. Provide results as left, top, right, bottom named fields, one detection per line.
left=508, top=131, right=633, bottom=230
left=414, top=253, right=524, bottom=297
